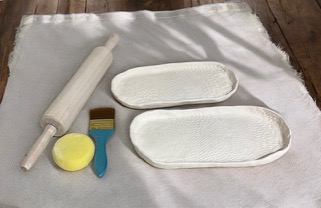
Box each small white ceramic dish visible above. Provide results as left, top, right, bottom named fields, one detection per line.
left=111, top=62, right=238, bottom=109
left=130, top=106, right=291, bottom=169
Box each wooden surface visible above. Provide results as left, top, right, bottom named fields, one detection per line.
left=0, top=0, right=320, bottom=107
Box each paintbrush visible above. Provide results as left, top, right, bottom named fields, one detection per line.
left=89, top=108, right=115, bottom=177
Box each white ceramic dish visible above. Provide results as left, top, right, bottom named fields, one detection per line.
left=130, top=106, right=291, bottom=169
left=111, top=62, right=238, bottom=109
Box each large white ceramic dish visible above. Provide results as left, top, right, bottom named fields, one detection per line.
left=111, top=62, right=238, bottom=109
left=130, top=106, right=291, bottom=169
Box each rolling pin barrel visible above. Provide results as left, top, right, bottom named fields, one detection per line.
left=21, top=34, right=119, bottom=171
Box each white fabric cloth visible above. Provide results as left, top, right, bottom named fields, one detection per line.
left=1, top=3, right=321, bottom=207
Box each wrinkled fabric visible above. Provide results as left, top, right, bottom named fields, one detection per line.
left=1, top=3, right=321, bottom=208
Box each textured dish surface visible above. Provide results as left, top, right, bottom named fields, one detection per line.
left=130, top=106, right=291, bottom=169
left=111, top=62, right=238, bottom=109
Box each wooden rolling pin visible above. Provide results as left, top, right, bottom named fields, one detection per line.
left=21, top=34, right=119, bottom=171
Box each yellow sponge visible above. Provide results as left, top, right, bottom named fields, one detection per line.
left=52, top=133, right=95, bottom=171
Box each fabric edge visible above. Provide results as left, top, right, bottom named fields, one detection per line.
left=8, top=15, right=32, bottom=71
left=249, top=12, right=321, bottom=115
left=249, top=13, right=304, bottom=83
left=17, top=2, right=251, bottom=24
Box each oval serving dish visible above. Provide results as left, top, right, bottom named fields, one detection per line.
left=130, top=106, right=291, bottom=169
left=111, top=62, right=238, bottom=109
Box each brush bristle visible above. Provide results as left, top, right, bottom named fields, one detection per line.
left=89, top=108, right=115, bottom=130
left=90, top=108, right=115, bottom=119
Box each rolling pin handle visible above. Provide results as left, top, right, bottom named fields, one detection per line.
left=104, top=34, right=119, bottom=51
left=21, top=125, right=57, bottom=171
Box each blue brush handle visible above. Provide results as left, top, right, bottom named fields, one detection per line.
left=89, top=129, right=114, bottom=178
